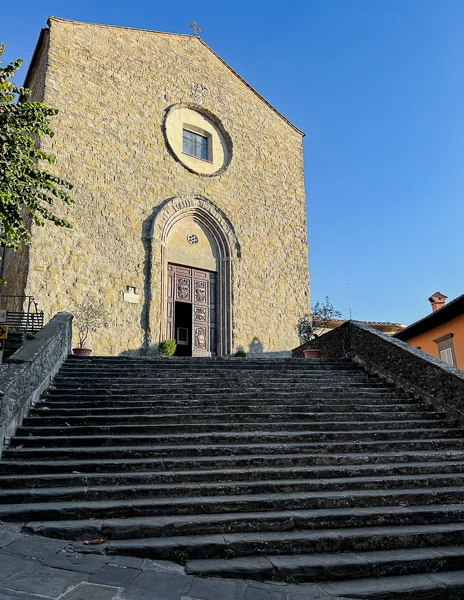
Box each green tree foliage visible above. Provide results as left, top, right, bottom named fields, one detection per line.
left=0, top=43, right=73, bottom=255
left=296, top=296, right=343, bottom=343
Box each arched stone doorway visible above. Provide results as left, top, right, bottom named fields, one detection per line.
left=148, top=195, right=241, bottom=356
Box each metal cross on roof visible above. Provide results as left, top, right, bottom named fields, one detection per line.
left=188, top=21, right=202, bottom=36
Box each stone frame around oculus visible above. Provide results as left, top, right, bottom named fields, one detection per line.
left=148, top=195, right=241, bottom=356
left=162, top=103, right=233, bottom=177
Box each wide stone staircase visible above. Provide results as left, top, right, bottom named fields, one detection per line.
left=2, top=356, right=464, bottom=598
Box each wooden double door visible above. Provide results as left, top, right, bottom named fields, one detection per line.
left=167, top=264, right=217, bottom=357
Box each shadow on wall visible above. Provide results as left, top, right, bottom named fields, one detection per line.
left=248, top=337, right=264, bottom=354
left=118, top=338, right=292, bottom=358
left=118, top=343, right=159, bottom=358
left=242, top=337, right=291, bottom=358
left=119, top=201, right=172, bottom=358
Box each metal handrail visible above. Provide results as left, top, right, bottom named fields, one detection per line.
left=0, top=295, right=44, bottom=333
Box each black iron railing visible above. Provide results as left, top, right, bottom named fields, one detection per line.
left=0, top=296, right=44, bottom=333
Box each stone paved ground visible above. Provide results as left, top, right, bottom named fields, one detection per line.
left=0, top=524, right=351, bottom=600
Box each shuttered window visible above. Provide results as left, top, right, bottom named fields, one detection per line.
left=440, top=347, right=455, bottom=366
left=435, top=334, right=456, bottom=367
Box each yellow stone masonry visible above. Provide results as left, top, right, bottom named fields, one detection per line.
left=5, top=18, right=310, bottom=355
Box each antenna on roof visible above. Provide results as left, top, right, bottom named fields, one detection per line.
left=345, top=262, right=353, bottom=320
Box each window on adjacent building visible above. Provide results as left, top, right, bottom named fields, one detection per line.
left=182, top=129, right=208, bottom=160
left=434, top=334, right=456, bottom=367
left=440, top=347, right=454, bottom=365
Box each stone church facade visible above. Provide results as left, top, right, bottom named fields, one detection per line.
left=3, top=17, right=310, bottom=356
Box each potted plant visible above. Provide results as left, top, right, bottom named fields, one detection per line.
left=296, top=313, right=321, bottom=358
left=296, top=297, right=342, bottom=358
left=72, top=298, right=109, bottom=357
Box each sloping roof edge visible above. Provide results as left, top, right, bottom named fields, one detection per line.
left=196, top=37, right=304, bottom=136
left=394, top=293, right=464, bottom=341
left=25, top=17, right=304, bottom=137
left=23, top=27, right=49, bottom=89
left=317, top=318, right=404, bottom=328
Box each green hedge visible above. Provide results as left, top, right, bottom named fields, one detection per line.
left=158, top=340, right=176, bottom=356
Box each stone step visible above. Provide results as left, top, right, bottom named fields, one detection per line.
left=61, top=365, right=359, bottom=373
left=63, top=357, right=358, bottom=368
left=319, top=569, right=464, bottom=599
left=186, top=544, right=464, bottom=582
left=5, top=450, right=464, bottom=474
left=6, top=437, right=464, bottom=459
left=60, top=365, right=363, bottom=374
left=4, top=460, right=464, bottom=488
left=49, top=378, right=393, bottom=387
left=37, top=394, right=417, bottom=407
left=4, top=449, right=464, bottom=474
left=51, top=380, right=383, bottom=392
left=30, top=407, right=436, bottom=420
left=23, top=414, right=446, bottom=427
left=2, top=486, right=464, bottom=521
left=24, top=503, right=464, bottom=541
left=40, top=391, right=416, bottom=404
left=35, top=403, right=421, bottom=415
left=16, top=422, right=454, bottom=437
left=57, top=367, right=366, bottom=377
left=43, top=385, right=410, bottom=400
left=4, top=472, right=464, bottom=504
left=85, top=522, right=464, bottom=560
left=52, top=372, right=380, bottom=382
left=9, top=428, right=462, bottom=449
left=51, top=373, right=388, bottom=383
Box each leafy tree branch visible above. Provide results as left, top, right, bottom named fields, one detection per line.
left=296, top=296, right=343, bottom=343
left=0, top=43, right=73, bottom=257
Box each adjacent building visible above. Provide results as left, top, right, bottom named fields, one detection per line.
left=394, top=292, right=464, bottom=369
left=313, top=319, right=404, bottom=337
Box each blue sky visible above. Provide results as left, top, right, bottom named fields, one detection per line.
left=1, top=0, right=463, bottom=326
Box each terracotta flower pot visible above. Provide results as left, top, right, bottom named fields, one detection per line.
left=72, top=348, right=92, bottom=357
left=303, top=349, right=321, bottom=359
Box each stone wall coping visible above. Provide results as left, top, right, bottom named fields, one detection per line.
left=348, top=320, right=464, bottom=378
left=8, top=312, right=73, bottom=366
left=350, top=320, right=464, bottom=378
left=310, top=319, right=464, bottom=423
left=0, top=312, right=73, bottom=457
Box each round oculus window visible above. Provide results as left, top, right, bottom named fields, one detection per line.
left=163, top=104, right=232, bottom=176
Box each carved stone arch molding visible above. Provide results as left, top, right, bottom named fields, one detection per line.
left=148, top=195, right=241, bottom=356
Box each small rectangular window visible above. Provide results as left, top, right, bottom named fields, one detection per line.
left=440, top=347, right=455, bottom=366
left=434, top=334, right=456, bottom=367
left=182, top=129, right=208, bottom=160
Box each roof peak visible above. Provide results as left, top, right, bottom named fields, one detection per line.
left=48, top=16, right=192, bottom=38
left=46, top=17, right=304, bottom=136
left=428, top=291, right=448, bottom=300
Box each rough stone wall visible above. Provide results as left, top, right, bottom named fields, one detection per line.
left=18, top=18, right=310, bottom=355
left=0, top=312, right=72, bottom=457
left=311, top=320, right=464, bottom=424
